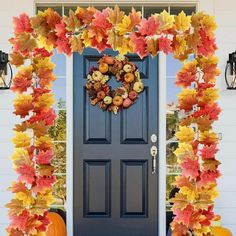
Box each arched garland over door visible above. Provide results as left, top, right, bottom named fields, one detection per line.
left=7, top=6, right=220, bottom=236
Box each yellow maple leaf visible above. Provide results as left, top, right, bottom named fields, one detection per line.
left=108, top=5, right=125, bottom=25
left=13, top=94, right=33, bottom=118
left=175, top=11, right=191, bottom=31
left=202, top=14, right=217, bottom=32
left=37, top=190, right=55, bottom=206
left=169, top=192, right=189, bottom=210
left=12, top=132, right=31, bottom=148
left=11, top=148, right=31, bottom=168
left=116, top=37, right=133, bottom=55
left=174, top=35, right=187, bottom=58
left=116, top=15, right=133, bottom=35
left=11, top=148, right=28, bottom=161
left=70, top=35, right=84, bottom=54
left=175, top=126, right=195, bottom=143
left=36, top=36, right=54, bottom=52
left=199, top=55, right=219, bottom=66
left=180, top=186, right=197, bottom=201
left=200, top=88, right=219, bottom=104
left=36, top=135, right=53, bottom=150
left=37, top=233, right=46, bottom=236
left=35, top=57, right=55, bottom=71
left=191, top=12, right=217, bottom=36
left=178, top=88, right=197, bottom=100
left=184, top=59, right=198, bottom=71
left=35, top=93, right=55, bottom=111
left=81, top=29, right=92, bottom=47
left=15, top=190, right=34, bottom=206
left=194, top=226, right=211, bottom=236
left=199, top=130, right=219, bottom=144
left=154, top=10, right=174, bottom=31
left=174, top=143, right=194, bottom=160
left=200, top=186, right=218, bottom=201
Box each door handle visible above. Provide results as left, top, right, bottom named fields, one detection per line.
left=150, top=146, right=158, bottom=174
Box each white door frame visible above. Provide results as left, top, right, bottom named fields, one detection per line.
left=66, top=52, right=166, bottom=236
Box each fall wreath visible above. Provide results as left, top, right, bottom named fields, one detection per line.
left=86, top=55, right=144, bottom=114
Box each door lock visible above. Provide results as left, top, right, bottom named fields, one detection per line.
left=150, top=146, right=158, bottom=174
left=150, top=134, right=157, bottom=143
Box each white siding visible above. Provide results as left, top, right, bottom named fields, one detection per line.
left=0, top=0, right=236, bottom=234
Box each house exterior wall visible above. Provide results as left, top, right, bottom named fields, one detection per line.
left=0, top=0, right=236, bottom=234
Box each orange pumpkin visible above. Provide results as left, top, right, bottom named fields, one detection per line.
left=46, top=212, right=67, bottom=236
left=99, top=62, right=109, bottom=73
left=124, top=73, right=135, bottom=83
left=113, top=95, right=123, bottom=106
left=211, top=226, right=232, bottom=236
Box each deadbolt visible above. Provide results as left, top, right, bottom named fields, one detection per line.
left=150, top=134, right=157, bottom=143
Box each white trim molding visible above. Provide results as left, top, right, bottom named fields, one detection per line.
left=158, top=52, right=167, bottom=236
left=34, top=0, right=199, bottom=8
left=66, top=54, right=73, bottom=236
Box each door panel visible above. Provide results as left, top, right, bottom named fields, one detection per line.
left=73, top=48, right=159, bottom=236
left=84, top=160, right=111, bottom=217
left=121, top=160, right=148, bottom=217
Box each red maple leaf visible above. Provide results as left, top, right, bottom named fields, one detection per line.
left=198, top=83, right=215, bottom=91
left=200, top=205, right=215, bottom=226
left=171, top=221, right=188, bottom=236
left=91, top=37, right=111, bottom=52
left=179, top=95, right=198, bottom=111
left=197, top=170, right=221, bottom=187
left=16, top=163, right=36, bottom=185
left=158, top=36, right=172, bottom=54
left=29, top=108, right=57, bottom=126
left=138, top=16, right=160, bottom=36
left=198, top=28, right=217, bottom=57
left=13, top=13, right=32, bottom=34
left=193, top=103, right=221, bottom=121
left=32, top=88, right=51, bottom=101
left=92, top=9, right=112, bottom=30
left=202, top=64, right=220, bottom=83
left=37, top=68, right=56, bottom=88
left=180, top=158, right=200, bottom=180
left=130, top=33, right=147, bottom=59
left=200, top=144, right=218, bottom=160
left=9, top=210, right=30, bottom=232
left=204, top=103, right=221, bottom=120
left=11, top=75, right=32, bottom=93
left=33, top=175, right=56, bottom=193
left=173, top=204, right=194, bottom=226
left=176, top=70, right=196, bottom=87
left=56, top=36, right=72, bottom=56
left=35, top=212, right=50, bottom=232
left=36, top=149, right=54, bottom=165
left=33, top=48, right=53, bottom=57
left=55, top=21, right=67, bottom=37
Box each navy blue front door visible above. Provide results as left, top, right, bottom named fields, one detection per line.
left=73, top=48, right=159, bottom=236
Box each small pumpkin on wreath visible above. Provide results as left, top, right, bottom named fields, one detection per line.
left=86, top=54, right=144, bottom=114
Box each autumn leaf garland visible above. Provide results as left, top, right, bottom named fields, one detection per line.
left=7, top=6, right=220, bottom=236
left=170, top=38, right=221, bottom=236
